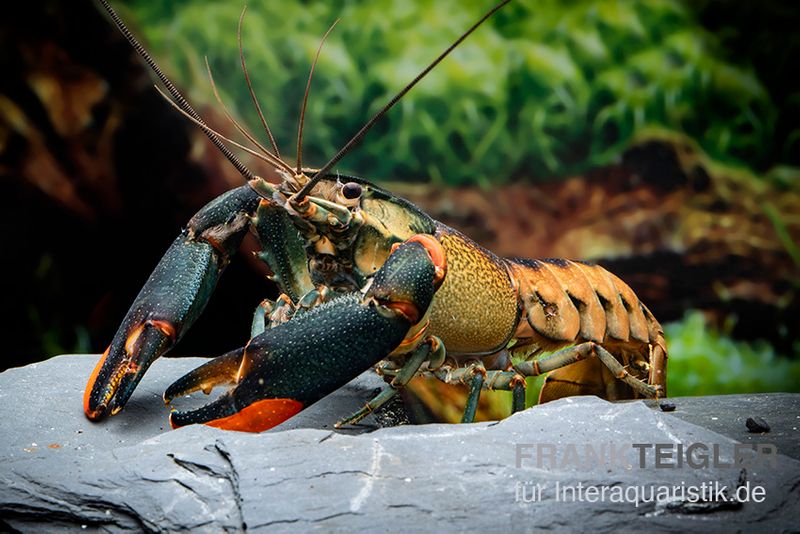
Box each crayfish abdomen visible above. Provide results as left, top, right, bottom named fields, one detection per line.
left=406, top=222, right=666, bottom=407
left=505, top=257, right=667, bottom=402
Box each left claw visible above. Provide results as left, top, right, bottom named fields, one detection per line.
left=165, top=236, right=447, bottom=432
left=84, top=317, right=178, bottom=420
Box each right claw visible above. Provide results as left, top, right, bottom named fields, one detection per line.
left=167, top=365, right=305, bottom=433
left=164, top=348, right=245, bottom=400
left=165, top=237, right=448, bottom=432
left=164, top=348, right=305, bottom=432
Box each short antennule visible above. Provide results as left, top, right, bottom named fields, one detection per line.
left=97, top=0, right=256, bottom=182
left=291, top=0, right=511, bottom=202
left=203, top=57, right=295, bottom=175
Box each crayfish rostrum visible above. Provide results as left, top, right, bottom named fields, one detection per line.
left=84, top=0, right=667, bottom=432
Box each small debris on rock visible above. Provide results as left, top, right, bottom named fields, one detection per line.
left=746, top=417, right=770, bottom=433
left=659, top=401, right=676, bottom=412
left=48, top=443, right=61, bottom=449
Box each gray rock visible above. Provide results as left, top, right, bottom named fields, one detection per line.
left=647, top=394, right=800, bottom=460
left=0, top=355, right=395, bottom=465
left=1, top=355, right=798, bottom=532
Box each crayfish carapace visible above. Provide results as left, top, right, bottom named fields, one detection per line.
left=84, top=0, right=666, bottom=431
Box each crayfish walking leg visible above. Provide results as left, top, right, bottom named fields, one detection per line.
left=335, top=335, right=445, bottom=428
left=424, top=341, right=663, bottom=422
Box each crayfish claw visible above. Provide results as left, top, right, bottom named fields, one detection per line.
left=166, top=237, right=443, bottom=433
left=169, top=390, right=303, bottom=433
left=163, top=348, right=246, bottom=404
left=166, top=344, right=305, bottom=432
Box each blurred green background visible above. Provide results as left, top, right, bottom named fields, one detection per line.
left=1, top=0, right=798, bottom=410
left=125, top=0, right=798, bottom=186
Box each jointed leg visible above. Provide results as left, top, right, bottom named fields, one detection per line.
left=461, top=363, right=486, bottom=423
left=513, top=342, right=595, bottom=378
left=594, top=345, right=659, bottom=398
left=426, top=341, right=658, bottom=399
left=335, top=336, right=445, bottom=428
left=250, top=293, right=300, bottom=338
left=251, top=300, right=272, bottom=337
left=429, top=342, right=596, bottom=389
left=511, top=375, right=526, bottom=414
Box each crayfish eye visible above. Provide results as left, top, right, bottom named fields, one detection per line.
left=341, top=182, right=362, bottom=199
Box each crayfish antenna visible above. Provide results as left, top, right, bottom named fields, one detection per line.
left=238, top=3, right=282, bottom=160
left=97, top=0, right=256, bottom=182
left=296, top=18, right=340, bottom=176
left=291, top=0, right=512, bottom=202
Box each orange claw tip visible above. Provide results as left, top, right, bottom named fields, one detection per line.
left=170, top=398, right=304, bottom=433
left=83, top=347, right=110, bottom=420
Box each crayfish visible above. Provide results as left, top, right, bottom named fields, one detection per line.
left=84, top=0, right=667, bottom=432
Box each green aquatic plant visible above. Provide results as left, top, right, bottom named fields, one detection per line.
left=122, top=0, right=791, bottom=186
left=664, top=311, right=800, bottom=396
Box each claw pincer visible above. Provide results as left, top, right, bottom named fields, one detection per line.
left=84, top=186, right=261, bottom=421
left=165, top=238, right=443, bottom=432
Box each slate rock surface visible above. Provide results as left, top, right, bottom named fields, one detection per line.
left=1, top=355, right=798, bottom=532
left=656, top=393, right=799, bottom=460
